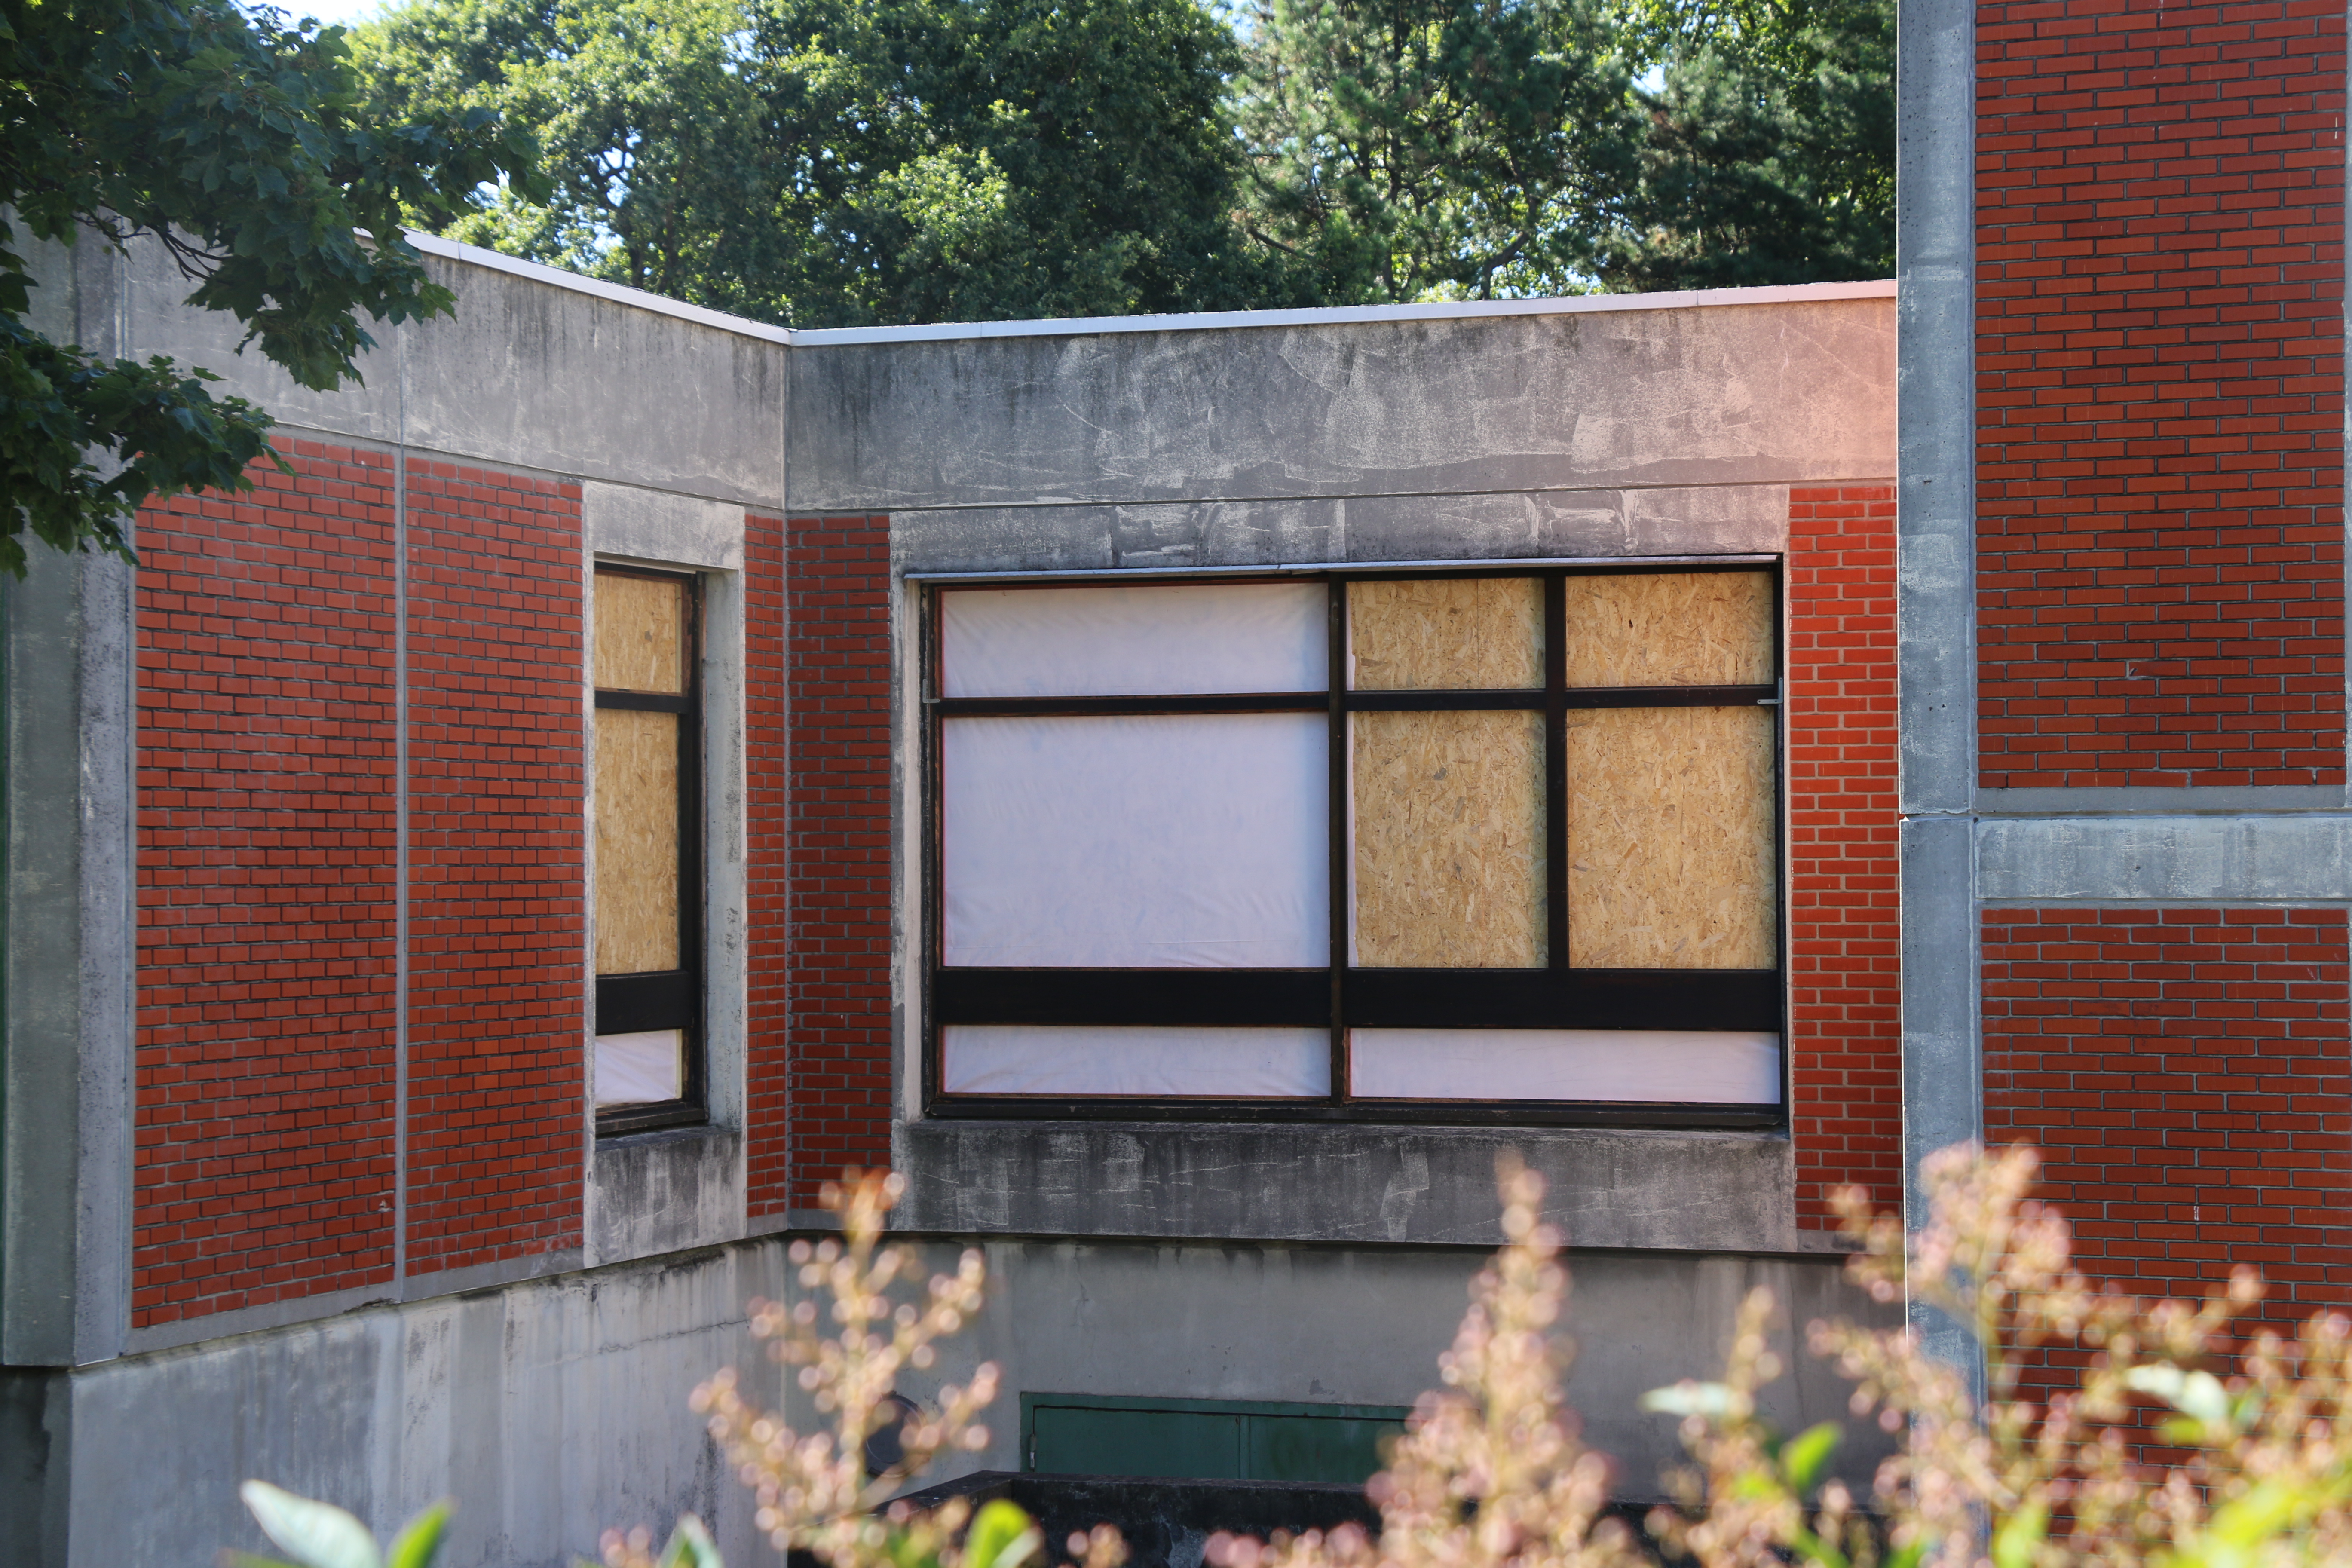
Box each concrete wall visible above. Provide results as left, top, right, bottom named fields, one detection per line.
left=56, top=1231, right=1894, bottom=1568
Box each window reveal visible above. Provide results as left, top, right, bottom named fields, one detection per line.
left=592, top=566, right=705, bottom=1132
left=926, top=568, right=1783, bottom=1125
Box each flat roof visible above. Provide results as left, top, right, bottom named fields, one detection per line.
left=404, top=229, right=1896, bottom=349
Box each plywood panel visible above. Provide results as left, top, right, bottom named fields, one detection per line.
left=1560, top=572, right=1773, bottom=688
left=596, top=572, right=686, bottom=694
left=1353, top=709, right=1545, bottom=967
left=596, top=707, right=681, bottom=973
left=1565, top=705, right=1775, bottom=968
left=1350, top=577, right=1542, bottom=690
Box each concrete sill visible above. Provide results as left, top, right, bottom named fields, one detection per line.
left=892, top=1119, right=1796, bottom=1254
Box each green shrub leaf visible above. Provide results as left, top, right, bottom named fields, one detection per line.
left=239, top=1481, right=383, bottom=1568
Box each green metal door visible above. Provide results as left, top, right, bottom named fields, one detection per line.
left=1023, top=1395, right=1410, bottom=1485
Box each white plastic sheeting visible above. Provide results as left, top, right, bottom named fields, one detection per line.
left=941, top=582, right=1327, bottom=697
left=596, top=1029, right=684, bottom=1106
left=943, top=1025, right=1331, bottom=1096
left=1350, top=1028, right=1781, bottom=1103
left=943, top=713, right=1329, bottom=967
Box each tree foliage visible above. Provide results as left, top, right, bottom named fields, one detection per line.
left=1229, top=0, right=1638, bottom=304
left=0, top=0, right=539, bottom=576
left=1599, top=0, right=1893, bottom=290
left=356, top=0, right=1300, bottom=326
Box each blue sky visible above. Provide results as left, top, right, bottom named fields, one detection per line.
left=277, top=0, right=393, bottom=28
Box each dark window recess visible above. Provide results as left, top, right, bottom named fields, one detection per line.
left=592, top=566, right=707, bottom=1136
left=1022, top=1395, right=1411, bottom=1487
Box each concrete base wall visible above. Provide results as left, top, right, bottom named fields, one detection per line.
left=49, top=1235, right=1891, bottom=1567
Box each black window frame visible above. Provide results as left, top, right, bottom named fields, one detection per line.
left=592, top=564, right=709, bottom=1137
left=920, top=562, right=1787, bottom=1129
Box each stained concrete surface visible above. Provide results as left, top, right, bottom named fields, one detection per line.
left=58, top=1232, right=1893, bottom=1568
left=792, top=300, right=1894, bottom=516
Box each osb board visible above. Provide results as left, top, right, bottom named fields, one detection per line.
left=1560, top=572, right=1773, bottom=688
left=596, top=572, right=686, bottom=694
left=596, top=707, right=681, bottom=974
left=1353, top=708, right=1546, bottom=967
left=1351, top=577, right=1543, bottom=690
left=1565, top=705, right=1775, bottom=969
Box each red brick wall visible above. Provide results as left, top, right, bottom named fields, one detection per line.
left=132, top=443, right=398, bottom=1328
left=1975, top=0, right=2346, bottom=788
left=746, top=514, right=793, bottom=1216
left=404, top=459, right=585, bottom=1274
left=1785, top=485, right=1905, bottom=1227
left=1984, top=906, right=2351, bottom=1316
left=784, top=515, right=895, bottom=1205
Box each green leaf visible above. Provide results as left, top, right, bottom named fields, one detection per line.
left=963, top=1500, right=1043, bottom=1568
left=239, top=1481, right=383, bottom=1568
left=1991, top=1499, right=2047, bottom=1568
left=2124, top=1365, right=2231, bottom=1427
left=1779, top=1421, right=1841, bottom=1495
left=384, top=1501, right=452, bottom=1568
left=1640, top=1381, right=1737, bottom=1418
left=657, top=1516, right=723, bottom=1568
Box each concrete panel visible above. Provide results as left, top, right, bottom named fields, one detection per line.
left=4, top=551, right=87, bottom=1366
left=586, top=484, right=746, bottom=571
left=1977, top=813, right=2352, bottom=903
left=1894, top=0, right=1976, bottom=821
left=792, top=300, right=1895, bottom=514
left=895, top=486, right=1795, bottom=576
left=903, top=1240, right=1899, bottom=1506
left=56, top=1227, right=1895, bottom=1567
left=65, top=1246, right=785, bottom=1568
left=893, top=1122, right=1798, bottom=1252
left=1978, top=785, right=2351, bottom=815
left=113, top=230, right=406, bottom=444
left=589, top=1130, right=747, bottom=1265
left=405, top=257, right=787, bottom=508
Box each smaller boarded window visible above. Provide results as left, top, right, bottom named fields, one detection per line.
left=1021, top=1394, right=1411, bottom=1486
left=592, top=566, right=704, bottom=1133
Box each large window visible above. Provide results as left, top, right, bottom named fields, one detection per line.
left=923, top=566, right=1784, bottom=1126
left=592, top=565, right=706, bottom=1133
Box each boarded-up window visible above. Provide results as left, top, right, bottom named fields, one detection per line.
left=929, top=567, right=1781, bottom=1120
left=593, top=567, right=701, bottom=1128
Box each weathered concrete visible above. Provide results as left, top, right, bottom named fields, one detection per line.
left=586, top=482, right=747, bottom=570
left=795, top=297, right=1894, bottom=517
left=894, top=1122, right=1800, bottom=1252
left=1976, top=785, right=2351, bottom=815
left=1977, top=814, right=2352, bottom=903
left=894, top=484, right=1794, bottom=576
left=56, top=1229, right=1892, bottom=1567
left=2, top=546, right=137, bottom=1371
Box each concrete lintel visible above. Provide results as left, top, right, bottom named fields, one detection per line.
left=1977, top=813, right=2352, bottom=903
left=1978, top=785, right=2350, bottom=816
left=585, top=482, right=746, bottom=571
left=892, top=486, right=1795, bottom=576
left=891, top=1121, right=1799, bottom=1253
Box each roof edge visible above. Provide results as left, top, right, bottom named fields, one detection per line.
left=402, top=230, right=1896, bottom=348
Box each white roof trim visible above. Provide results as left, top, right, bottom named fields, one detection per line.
left=403, top=229, right=1895, bottom=348
left=795, top=278, right=1897, bottom=345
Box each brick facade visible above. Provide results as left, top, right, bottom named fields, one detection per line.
left=783, top=515, right=896, bottom=1205
left=1785, top=485, right=1905, bottom=1227
left=403, top=459, right=586, bottom=1275
left=1984, top=906, right=2351, bottom=1314
left=746, top=514, right=793, bottom=1216
left=132, top=444, right=399, bottom=1327
left=1975, top=0, right=2346, bottom=788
